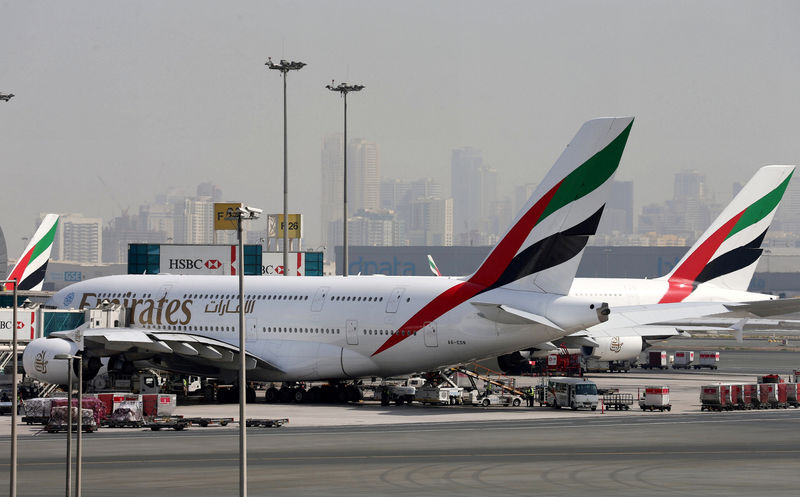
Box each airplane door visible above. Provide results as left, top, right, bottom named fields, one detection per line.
left=311, top=287, right=329, bottom=312
left=247, top=318, right=258, bottom=344
left=423, top=321, right=438, bottom=347
left=346, top=320, right=358, bottom=345
left=386, top=288, right=405, bottom=313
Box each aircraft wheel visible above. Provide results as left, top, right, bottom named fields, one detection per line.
left=264, top=387, right=279, bottom=404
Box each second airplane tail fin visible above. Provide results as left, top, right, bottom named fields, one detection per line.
left=4, top=214, right=59, bottom=291
left=466, top=116, right=634, bottom=295
left=658, top=165, right=794, bottom=302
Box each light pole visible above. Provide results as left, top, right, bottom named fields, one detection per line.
left=2, top=279, right=18, bottom=497
left=325, top=81, right=364, bottom=276
left=2, top=96, right=17, bottom=497
left=266, top=58, right=305, bottom=276
left=54, top=353, right=82, bottom=497
left=226, top=204, right=261, bottom=497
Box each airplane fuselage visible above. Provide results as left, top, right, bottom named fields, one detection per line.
left=50, top=274, right=601, bottom=381
left=569, top=277, right=773, bottom=307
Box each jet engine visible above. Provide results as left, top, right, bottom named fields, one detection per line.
left=22, top=337, right=80, bottom=385
left=580, top=335, right=643, bottom=362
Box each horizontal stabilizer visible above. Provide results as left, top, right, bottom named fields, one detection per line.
left=471, top=302, right=564, bottom=331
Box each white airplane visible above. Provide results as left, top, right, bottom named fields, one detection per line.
left=4, top=214, right=59, bottom=292
left=502, top=165, right=796, bottom=369
left=23, top=117, right=634, bottom=386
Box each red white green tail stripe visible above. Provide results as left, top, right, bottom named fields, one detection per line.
left=659, top=166, right=793, bottom=303
left=5, top=214, right=59, bottom=291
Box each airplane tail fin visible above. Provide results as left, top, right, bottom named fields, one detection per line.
left=466, top=117, right=634, bottom=295
left=658, top=165, right=794, bottom=303
left=4, top=214, right=59, bottom=291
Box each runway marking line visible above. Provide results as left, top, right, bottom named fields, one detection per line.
left=5, top=448, right=800, bottom=468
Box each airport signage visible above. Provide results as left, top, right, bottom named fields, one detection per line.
left=262, top=252, right=306, bottom=276
left=213, top=202, right=244, bottom=231
left=0, top=309, right=36, bottom=341
left=160, top=245, right=238, bottom=275
left=267, top=214, right=303, bottom=239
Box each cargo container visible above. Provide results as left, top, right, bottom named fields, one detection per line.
left=730, top=384, right=755, bottom=410
left=695, top=351, right=720, bottom=370
left=758, top=383, right=779, bottom=408
left=142, top=393, right=177, bottom=417
left=672, top=351, right=695, bottom=369
left=95, top=392, right=140, bottom=415
left=639, top=386, right=671, bottom=411
left=786, top=384, right=799, bottom=408
left=640, top=351, right=669, bottom=370
left=700, top=384, right=732, bottom=411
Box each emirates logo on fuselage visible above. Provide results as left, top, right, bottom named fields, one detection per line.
left=610, top=336, right=623, bottom=353
left=34, top=351, right=48, bottom=374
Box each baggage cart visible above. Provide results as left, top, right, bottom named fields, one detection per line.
left=46, top=406, right=97, bottom=433
left=148, top=415, right=189, bottom=431
left=184, top=417, right=233, bottom=427
left=639, top=386, right=671, bottom=412
left=640, top=351, right=668, bottom=370
left=246, top=418, right=288, bottom=428
left=700, top=384, right=732, bottom=411
left=105, top=400, right=145, bottom=428
left=601, top=393, right=633, bottom=410
left=695, top=351, right=720, bottom=370
left=22, top=397, right=53, bottom=425
left=672, top=351, right=695, bottom=369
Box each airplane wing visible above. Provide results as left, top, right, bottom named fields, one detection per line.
left=649, top=317, right=800, bottom=333
left=580, top=298, right=800, bottom=339
left=50, top=328, right=285, bottom=374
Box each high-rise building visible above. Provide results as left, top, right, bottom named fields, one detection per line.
left=350, top=139, right=380, bottom=213
left=52, top=214, right=103, bottom=264
left=407, top=197, right=453, bottom=246
left=320, top=133, right=344, bottom=249
left=598, top=180, right=634, bottom=234
left=450, top=147, right=497, bottom=241
left=0, top=225, right=7, bottom=277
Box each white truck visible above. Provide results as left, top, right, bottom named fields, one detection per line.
left=415, top=385, right=464, bottom=405
left=544, top=377, right=599, bottom=411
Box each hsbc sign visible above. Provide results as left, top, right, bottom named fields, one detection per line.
left=0, top=310, right=36, bottom=341
left=160, top=246, right=238, bottom=275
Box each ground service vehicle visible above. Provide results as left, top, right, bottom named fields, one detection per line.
left=545, top=377, right=598, bottom=410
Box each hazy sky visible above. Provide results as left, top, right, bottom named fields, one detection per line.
left=2, top=1, right=800, bottom=257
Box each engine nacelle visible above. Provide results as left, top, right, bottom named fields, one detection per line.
left=581, top=335, right=643, bottom=362
left=544, top=296, right=609, bottom=333
left=22, top=338, right=79, bottom=385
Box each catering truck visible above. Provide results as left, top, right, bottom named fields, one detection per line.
left=544, top=377, right=598, bottom=411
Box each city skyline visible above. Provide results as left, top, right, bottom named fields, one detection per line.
left=2, top=2, right=800, bottom=257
